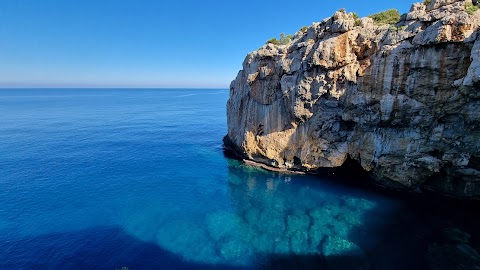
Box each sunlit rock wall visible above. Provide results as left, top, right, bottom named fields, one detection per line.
left=226, top=0, right=480, bottom=198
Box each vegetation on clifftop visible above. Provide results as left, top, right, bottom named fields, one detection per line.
left=423, top=0, right=432, bottom=5
left=368, top=9, right=401, bottom=25
left=466, top=2, right=479, bottom=15
left=266, top=33, right=293, bottom=45
left=264, top=0, right=478, bottom=47
left=352, top=12, right=362, bottom=26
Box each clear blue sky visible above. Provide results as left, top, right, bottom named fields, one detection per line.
left=0, top=0, right=416, bottom=88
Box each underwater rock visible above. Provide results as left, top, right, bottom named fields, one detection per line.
left=441, top=227, right=471, bottom=244
left=204, top=210, right=257, bottom=263
left=123, top=213, right=163, bottom=243
left=256, top=208, right=286, bottom=234
left=244, top=207, right=261, bottom=229
left=309, top=223, right=328, bottom=251
left=291, top=187, right=326, bottom=213
left=427, top=243, right=480, bottom=270
left=341, top=196, right=376, bottom=211
left=309, top=204, right=358, bottom=239
left=156, top=220, right=220, bottom=264
left=290, top=231, right=311, bottom=254
left=286, top=214, right=311, bottom=236
left=218, top=236, right=252, bottom=263
left=251, top=231, right=276, bottom=253
left=270, top=194, right=288, bottom=213
left=286, top=214, right=312, bottom=253
left=122, top=205, right=184, bottom=243
left=265, top=213, right=287, bottom=236
left=274, top=237, right=291, bottom=254
left=228, top=173, right=243, bottom=186
left=205, top=211, right=249, bottom=242
left=322, top=236, right=371, bottom=270
left=225, top=163, right=390, bottom=265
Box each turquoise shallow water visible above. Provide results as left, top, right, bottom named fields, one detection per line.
left=0, top=88, right=479, bottom=269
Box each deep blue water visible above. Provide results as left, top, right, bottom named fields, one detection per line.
left=0, top=88, right=479, bottom=270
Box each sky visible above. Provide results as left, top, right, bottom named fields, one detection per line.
left=0, top=0, right=417, bottom=88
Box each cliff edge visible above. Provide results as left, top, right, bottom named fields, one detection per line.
left=225, top=0, right=480, bottom=198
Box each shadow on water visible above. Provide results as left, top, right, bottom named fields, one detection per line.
left=0, top=226, right=248, bottom=270
left=0, top=226, right=379, bottom=270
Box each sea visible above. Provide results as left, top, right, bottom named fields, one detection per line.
left=0, top=88, right=479, bottom=270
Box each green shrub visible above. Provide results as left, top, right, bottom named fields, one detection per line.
left=352, top=12, right=361, bottom=26
left=466, top=2, right=479, bottom=15
left=339, top=8, right=346, bottom=13
left=266, top=33, right=293, bottom=46
left=368, top=9, right=401, bottom=25
left=279, top=33, right=293, bottom=45
left=389, top=25, right=407, bottom=32
left=300, top=26, right=308, bottom=33
left=266, top=38, right=279, bottom=45
left=423, top=0, right=432, bottom=5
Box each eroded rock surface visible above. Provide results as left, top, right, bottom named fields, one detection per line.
left=226, top=0, right=480, bottom=198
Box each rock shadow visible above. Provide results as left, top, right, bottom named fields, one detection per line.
left=259, top=253, right=368, bottom=270
left=0, top=226, right=251, bottom=270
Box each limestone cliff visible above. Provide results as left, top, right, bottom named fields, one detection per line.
left=225, top=0, right=480, bottom=198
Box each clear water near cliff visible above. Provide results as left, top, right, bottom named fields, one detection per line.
left=0, top=89, right=479, bottom=270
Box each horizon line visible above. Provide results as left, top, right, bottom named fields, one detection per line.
left=0, top=86, right=229, bottom=90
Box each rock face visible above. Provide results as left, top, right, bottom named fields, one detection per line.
left=225, top=0, right=480, bottom=198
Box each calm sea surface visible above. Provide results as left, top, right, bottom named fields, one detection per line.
left=0, top=88, right=479, bottom=270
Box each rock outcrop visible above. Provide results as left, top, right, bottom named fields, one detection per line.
left=225, top=0, right=480, bottom=198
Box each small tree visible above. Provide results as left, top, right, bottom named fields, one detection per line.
left=266, top=33, right=293, bottom=46
left=266, top=38, right=279, bottom=45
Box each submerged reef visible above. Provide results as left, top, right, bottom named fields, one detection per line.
left=225, top=0, right=480, bottom=198
left=123, top=160, right=399, bottom=268
left=123, top=160, right=480, bottom=268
